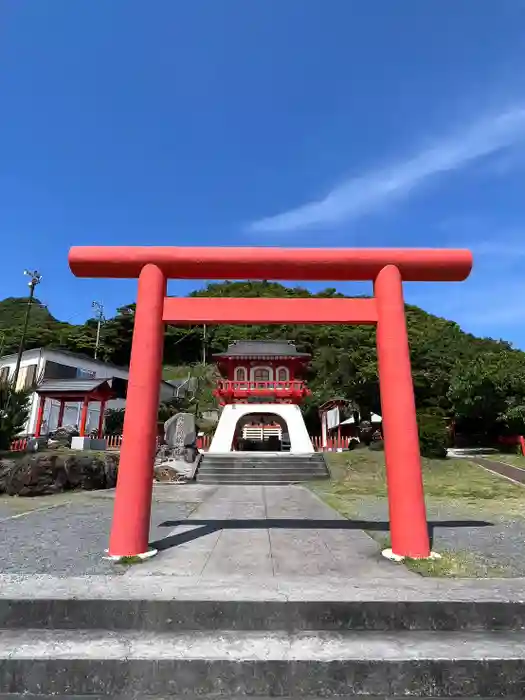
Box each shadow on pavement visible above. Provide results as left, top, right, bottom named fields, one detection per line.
left=150, top=517, right=492, bottom=552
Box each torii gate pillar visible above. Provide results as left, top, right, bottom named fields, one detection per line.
left=375, top=265, right=428, bottom=556
left=68, top=246, right=472, bottom=561
left=108, top=264, right=166, bottom=557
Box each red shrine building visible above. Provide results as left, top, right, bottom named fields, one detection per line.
left=213, top=340, right=311, bottom=405
left=209, top=340, right=314, bottom=453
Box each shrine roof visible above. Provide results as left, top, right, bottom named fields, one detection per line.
left=213, top=340, right=310, bottom=359
left=36, top=378, right=115, bottom=398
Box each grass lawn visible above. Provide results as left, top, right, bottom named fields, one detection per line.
left=315, top=449, right=525, bottom=577
left=322, top=448, right=525, bottom=501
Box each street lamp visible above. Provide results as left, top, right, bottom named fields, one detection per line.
left=92, top=300, right=104, bottom=359
left=11, top=270, right=42, bottom=390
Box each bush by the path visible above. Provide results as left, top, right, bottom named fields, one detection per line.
left=0, top=385, right=30, bottom=451
left=418, top=412, right=449, bottom=458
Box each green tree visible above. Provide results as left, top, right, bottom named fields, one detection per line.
left=104, top=407, right=125, bottom=435
left=0, top=386, right=31, bottom=450
left=448, top=351, right=525, bottom=437
left=417, top=410, right=449, bottom=458
left=2, top=281, right=525, bottom=445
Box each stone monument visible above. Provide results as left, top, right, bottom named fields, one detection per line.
left=155, top=412, right=199, bottom=480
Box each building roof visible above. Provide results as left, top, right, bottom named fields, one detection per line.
left=35, top=378, right=116, bottom=399
left=0, top=347, right=130, bottom=373
left=213, top=340, right=310, bottom=359
left=319, top=398, right=354, bottom=411
left=165, top=377, right=198, bottom=395
left=165, top=377, right=198, bottom=389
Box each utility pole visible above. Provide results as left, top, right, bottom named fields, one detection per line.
left=202, top=324, right=207, bottom=365
left=92, top=301, right=105, bottom=360
left=11, top=270, right=42, bottom=391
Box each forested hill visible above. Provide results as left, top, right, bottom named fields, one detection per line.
left=1, top=282, right=524, bottom=433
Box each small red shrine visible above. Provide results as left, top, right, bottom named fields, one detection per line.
left=212, top=340, right=311, bottom=405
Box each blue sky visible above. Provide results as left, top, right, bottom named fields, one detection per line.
left=2, top=1, right=525, bottom=346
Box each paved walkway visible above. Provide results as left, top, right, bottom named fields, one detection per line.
left=132, top=484, right=413, bottom=580
left=0, top=484, right=408, bottom=579
left=472, top=457, right=525, bottom=485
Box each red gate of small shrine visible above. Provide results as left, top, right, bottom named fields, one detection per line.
left=69, top=246, right=472, bottom=560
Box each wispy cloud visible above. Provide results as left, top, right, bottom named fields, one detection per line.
left=248, top=106, right=525, bottom=233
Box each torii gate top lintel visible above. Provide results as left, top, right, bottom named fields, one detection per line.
left=68, top=246, right=472, bottom=282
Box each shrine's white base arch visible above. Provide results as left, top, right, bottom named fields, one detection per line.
left=209, top=403, right=314, bottom=454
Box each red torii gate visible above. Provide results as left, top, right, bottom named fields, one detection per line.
left=69, top=246, right=472, bottom=560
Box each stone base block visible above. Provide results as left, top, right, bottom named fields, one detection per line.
left=25, top=437, right=49, bottom=452
left=70, top=437, right=107, bottom=452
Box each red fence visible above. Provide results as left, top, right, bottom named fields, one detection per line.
left=9, top=438, right=28, bottom=452
left=498, top=435, right=525, bottom=456
left=197, top=435, right=211, bottom=451
left=311, top=436, right=361, bottom=451
left=10, top=433, right=525, bottom=456
left=194, top=435, right=356, bottom=452
left=105, top=435, right=123, bottom=449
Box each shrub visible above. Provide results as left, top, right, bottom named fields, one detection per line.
left=417, top=412, right=449, bottom=459
left=104, top=407, right=125, bottom=435
left=0, top=384, right=30, bottom=450
left=359, top=420, right=374, bottom=445
left=369, top=440, right=384, bottom=451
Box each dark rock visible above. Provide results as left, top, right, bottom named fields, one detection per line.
left=0, top=452, right=119, bottom=497
left=369, top=439, right=385, bottom=451
left=5, top=454, right=69, bottom=496
left=63, top=454, right=118, bottom=491
left=154, top=465, right=181, bottom=482
left=0, top=459, right=15, bottom=494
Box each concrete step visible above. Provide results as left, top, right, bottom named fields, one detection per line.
left=196, top=475, right=328, bottom=481
left=197, top=454, right=329, bottom=484
left=197, top=479, right=320, bottom=484
left=197, top=461, right=326, bottom=467
left=197, top=470, right=328, bottom=477
left=201, top=460, right=326, bottom=464
left=197, top=475, right=328, bottom=484
left=0, top=629, right=523, bottom=696
left=199, top=455, right=326, bottom=463
left=199, top=463, right=327, bottom=470
left=196, top=467, right=328, bottom=475
left=2, top=597, right=524, bottom=632
left=201, top=454, right=326, bottom=459
left=0, top=696, right=509, bottom=700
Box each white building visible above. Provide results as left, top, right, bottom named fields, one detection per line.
left=0, top=347, right=176, bottom=435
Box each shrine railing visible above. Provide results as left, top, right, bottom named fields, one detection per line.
left=215, top=379, right=308, bottom=393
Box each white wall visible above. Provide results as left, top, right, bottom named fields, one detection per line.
left=209, top=403, right=314, bottom=454
left=0, top=348, right=46, bottom=435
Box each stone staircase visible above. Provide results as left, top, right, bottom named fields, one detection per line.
left=0, top=577, right=524, bottom=697
left=195, top=452, right=330, bottom=484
